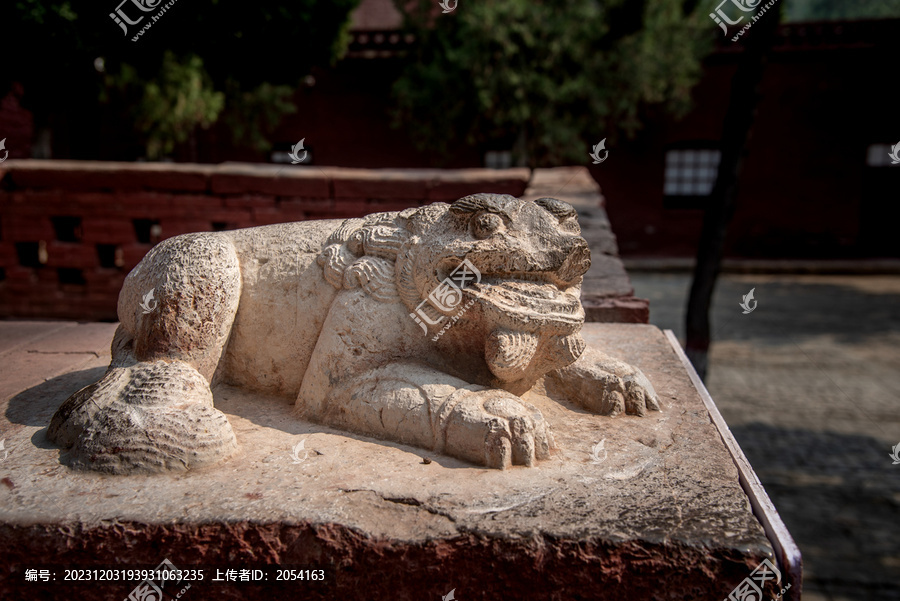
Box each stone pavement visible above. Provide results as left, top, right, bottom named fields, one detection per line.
left=629, top=272, right=900, bottom=601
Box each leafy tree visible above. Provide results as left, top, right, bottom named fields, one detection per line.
left=102, top=52, right=225, bottom=159
left=391, top=0, right=713, bottom=167
left=2, top=0, right=360, bottom=159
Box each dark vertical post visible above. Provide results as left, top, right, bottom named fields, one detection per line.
left=685, top=6, right=782, bottom=380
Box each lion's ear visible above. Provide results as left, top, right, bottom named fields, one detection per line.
left=534, top=197, right=577, bottom=221
left=449, top=194, right=517, bottom=216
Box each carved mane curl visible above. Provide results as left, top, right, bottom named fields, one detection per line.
left=317, top=211, right=410, bottom=304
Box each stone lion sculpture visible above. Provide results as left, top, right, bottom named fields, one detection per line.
left=49, top=194, right=660, bottom=473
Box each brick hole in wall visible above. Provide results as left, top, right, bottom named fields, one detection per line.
left=50, top=216, right=82, bottom=242
left=211, top=221, right=228, bottom=232
left=57, top=268, right=86, bottom=285
left=0, top=267, right=5, bottom=282
left=133, top=219, right=161, bottom=244
left=15, top=241, right=45, bottom=268
left=96, top=244, right=124, bottom=269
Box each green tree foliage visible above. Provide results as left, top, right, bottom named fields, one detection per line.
left=2, top=0, right=360, bottom=159
left=103, top=53, right=225, bottom=159
left=392, top=0, right=713, bottom=167
left=220, top=81, right=300, bottom=155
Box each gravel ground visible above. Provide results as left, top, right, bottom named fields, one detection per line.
left=629, top=273, right=900, bottom=601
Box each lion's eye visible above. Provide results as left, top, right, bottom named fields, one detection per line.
left=472, top=213, right=504, bottom=239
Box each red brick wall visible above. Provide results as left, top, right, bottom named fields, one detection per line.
left=596, top=20, right=900, bottom=259
left=0, top=161, right=530, bottom=320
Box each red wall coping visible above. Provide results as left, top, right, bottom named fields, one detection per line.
left=0, top=160, right=532, bottom=199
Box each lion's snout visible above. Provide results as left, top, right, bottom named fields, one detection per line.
left=556, top=236, right=591, bottom=284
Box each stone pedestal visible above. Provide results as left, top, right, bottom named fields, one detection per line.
left=0, top=321, right=799, bottom=600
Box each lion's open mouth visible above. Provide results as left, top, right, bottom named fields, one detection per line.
left=465, top=276, right=583, bottom=325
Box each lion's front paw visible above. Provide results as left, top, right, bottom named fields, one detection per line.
left=618, top=368, right=661, bottom=416
left=442, top=389, right=552, bottom=469
left=575, top=366, right=661, bottom=417
left=547, top=347, right=661, bottom=417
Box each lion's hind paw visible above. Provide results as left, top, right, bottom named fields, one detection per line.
left=49, top=361, right=237, bottom=474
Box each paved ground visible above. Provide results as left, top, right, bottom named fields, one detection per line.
left=629, top=273, right=900, bottom=601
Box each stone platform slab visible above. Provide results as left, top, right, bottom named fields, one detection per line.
left=0, top=321, right=793, bottom=600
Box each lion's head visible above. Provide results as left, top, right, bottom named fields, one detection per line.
left=317, top=194, right=591, bottom=390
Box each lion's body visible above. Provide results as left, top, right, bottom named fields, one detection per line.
left=213, top=221, right=339, bottom=396
left=50, top=196, right=660, bottom=474
left=115, top=220, right=340, bottom=396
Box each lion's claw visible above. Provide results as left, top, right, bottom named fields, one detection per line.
left=546, top=346, right=661, bottom=417
left=445, top=390, right=552, bottom=469
left=623, top=373, right=660, bottom=415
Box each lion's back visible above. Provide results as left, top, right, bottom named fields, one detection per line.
left=218, top=219, right=344, bottom=396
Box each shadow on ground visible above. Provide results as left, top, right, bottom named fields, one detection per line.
left=630, top=273, right=900, bottom=601
left=3, top=366, right=476, bottom=471
left=630, top=274, right=900, bottom=344
left=732, top=423, right=900, bottom=601
left=5, top=366, right=106, bottom=428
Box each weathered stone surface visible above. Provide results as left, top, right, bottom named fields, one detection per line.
left=331, top=168, right=431, bottom=199
left=426, top=168, right=531, bottom=200
left=582, top=294, right=651, bottom=324
left=520, top=165, right=606, bottom=209
left=1, top=322, right=776, bottom=600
